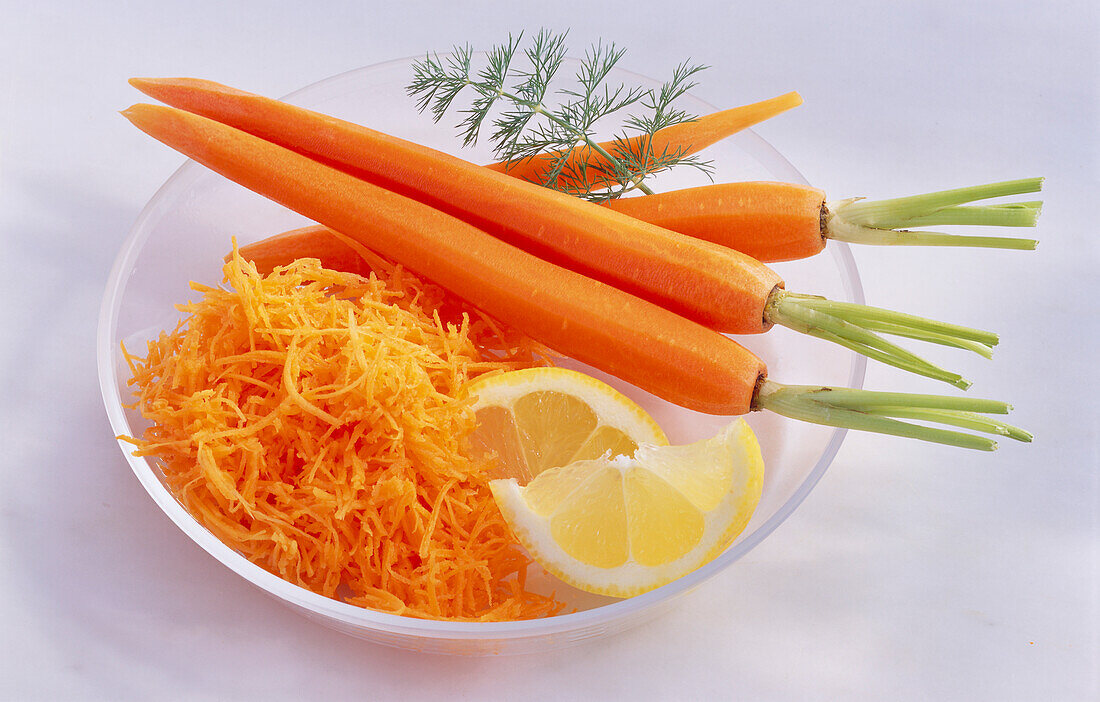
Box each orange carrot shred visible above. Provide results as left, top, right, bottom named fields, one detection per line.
left=121, top=248, right=563, bottom=621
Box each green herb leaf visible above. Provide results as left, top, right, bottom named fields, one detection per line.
left=407, top=30, right=711, bottom=201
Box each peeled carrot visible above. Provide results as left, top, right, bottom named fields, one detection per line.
left=607, top=181, right=828, bottom=262
left=129, top=78, right=1010, bottom=393
left=122, top=103, right=768, bottom=415
left=605, top=180, right=1042, bottom=262
left=484, top=92, right=803, bottom=189
left=252, top=185, right=1039, bottom=271
left=128, top=77, right=781, bottom=336
left=122, top=103, right=1031, bottom=449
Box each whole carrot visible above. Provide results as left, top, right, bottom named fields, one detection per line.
left=122, top=103, right=765, bottom=415
left=484, top=92, right=803, bottom=190
left=604, top=180, right=1041, bottom=263
left=244, top=185, right=1040, bottom=269
left=122, top=103, right=1030, bottom=450
left=129, top=77, right=1000, bottom=389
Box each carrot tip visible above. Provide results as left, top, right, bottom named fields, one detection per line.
left=119, top=104, right=150, bottom=125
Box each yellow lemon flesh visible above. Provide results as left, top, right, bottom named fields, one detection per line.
left=490, top=419, right=765, bottom=598
left=465, top=367, right=668, bottom=483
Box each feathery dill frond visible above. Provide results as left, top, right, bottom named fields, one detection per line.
left=408, top=45, right=473, bottom=122
left=407, top=31, right=709, bottom=201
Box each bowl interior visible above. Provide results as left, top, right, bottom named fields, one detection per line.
left=99, top=57, right=865, bottom=654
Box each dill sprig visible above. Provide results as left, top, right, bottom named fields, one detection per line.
left=407, top=30, right=713, bottom=201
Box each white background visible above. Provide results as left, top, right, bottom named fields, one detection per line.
left=1, top=1, right=1096, bottom=699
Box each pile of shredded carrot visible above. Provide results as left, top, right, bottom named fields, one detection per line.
left=122, top=248, right=562, bottom=621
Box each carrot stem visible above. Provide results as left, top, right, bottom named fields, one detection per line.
left=777, top=387, right=1010, bottom=412
left=753, top=381, right=1031, bottom=451
left=766, top=298, right=972, bottom=389
left=839, top=178, right=1043, bottom=225
left=826, top=178, right=1042, bottom=250
left=860, top=408, right=1033, bottom=442
left=893, top=202, right=1042, bottom=228
left=827, top=219, right=1040, bottom=250
left=776, top=292, right=999, bottom=346
left=764, top=290, right=999, bottom=387
left=838, top=319, right=995, bottom=359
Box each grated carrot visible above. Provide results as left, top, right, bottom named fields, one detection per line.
left=121, top=247, right=562, bottom=621
left=234, top=225, right=548, bottom=360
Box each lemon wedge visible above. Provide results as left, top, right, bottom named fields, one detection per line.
left=465, top=367, right=668, bottom=483
left=489, top=419, right=764, bottom=598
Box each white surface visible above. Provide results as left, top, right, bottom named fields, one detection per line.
left=1, top=1, right=1096, bottom=699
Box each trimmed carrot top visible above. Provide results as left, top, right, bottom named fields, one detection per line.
left=121, top=249, right=561, bottom=621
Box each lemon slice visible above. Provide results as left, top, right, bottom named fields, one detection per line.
left=489, top=419, right=764, bottom=598
left=465, top=368, right=668, bottom=483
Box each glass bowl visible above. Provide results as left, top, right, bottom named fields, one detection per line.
left=98, top=57, right=866, bottom=655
